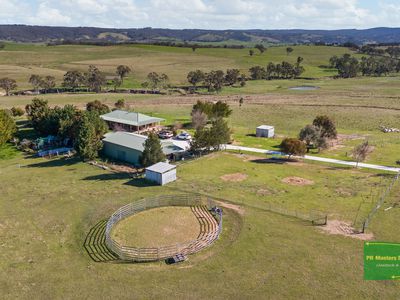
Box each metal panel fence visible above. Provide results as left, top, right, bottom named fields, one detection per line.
left=105, top=194, right=222, bottom=262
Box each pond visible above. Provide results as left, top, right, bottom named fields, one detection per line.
left=289, top=85, right=320, bottom=91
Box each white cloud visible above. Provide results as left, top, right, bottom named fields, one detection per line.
left=0, top=0, right=399, bottom=29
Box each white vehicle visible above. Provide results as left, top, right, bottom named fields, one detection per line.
left=176, top=132, right=192, bottom=140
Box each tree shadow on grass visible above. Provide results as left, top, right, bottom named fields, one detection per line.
left=82, top=172, right=132, bottom=181
left=83, top=219, right=120, bottom=263
left=124, top=178, right=159, bottom=188
left=249, top=158, right=295, bottom=165
left=25, top=157, right=80, bottom=168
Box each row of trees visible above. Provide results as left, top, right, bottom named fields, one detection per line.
left=0, top=65, right=132, bottom=96
left=25, top=98, right=108, bottom=160
left=329, top=54, right=400, bottom=78
left=62, top=65, right=131, bottom=92
left=249, top=57, right=305, bottom=80
left=187, top=69, right=246, bottom=92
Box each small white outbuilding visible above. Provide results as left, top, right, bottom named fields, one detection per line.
left=145, top=162, right=177, bottom=186
left=256, top=125, right=275, bottom=138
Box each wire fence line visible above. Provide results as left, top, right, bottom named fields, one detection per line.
left=169, top=188, right=328, bottom=226
left=105, top=194, right=222, bottom=262
left=358, top=172, right=400, bottom=233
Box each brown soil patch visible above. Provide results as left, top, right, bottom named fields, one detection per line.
left=220, top=173, right=248, bottom=182
left=319, top=220, right=374, bottom=240
left=257, top=188, right=273, bottom=196
left=335, top=187, right=354, bottom=197
left=215, top=200, right=245, bottom=216
left=282, top=176, right=314, bottom=186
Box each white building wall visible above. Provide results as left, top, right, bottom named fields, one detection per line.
left=145, top=169, right=176, bottom=185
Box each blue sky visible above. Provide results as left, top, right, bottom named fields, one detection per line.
left=0, top=0, right=399, bottom=29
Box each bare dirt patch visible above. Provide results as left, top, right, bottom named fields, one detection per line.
left=215, top=200, right=245, bottom=216
left=257, top=188, right=273, bottom=196
left=319, top=220, right=374, bottom=240
left=282, top=176, right=314, bottom=186
left=220, top=173, right=248, bottom=182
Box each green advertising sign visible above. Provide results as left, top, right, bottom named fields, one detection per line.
left=364, top=242, right=400, bottom=280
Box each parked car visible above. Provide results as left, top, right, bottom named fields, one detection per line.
left=158, top=131, right=173, bottom=139
left=176, top=132, right=192, bottom=140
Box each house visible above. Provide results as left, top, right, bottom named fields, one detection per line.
left=100, top=110, right=165, bottom=133
left=256, top=125, right=275, bottom=138
left=102, top=132, right=185, bottom=166
left=145, top=162, right=177, bottom=185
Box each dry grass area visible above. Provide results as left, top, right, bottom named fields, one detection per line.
left=220, top=173, right=248, bottom=182
left=319, top=220, right=374, bottom=241
left=282, top=176, right=314, bottom=186
left=111, top=207, right=201, bottom=248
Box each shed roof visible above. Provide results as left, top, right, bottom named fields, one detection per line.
left=257, top=125, right=274, bottom=130
left=100, top=110, right=164, bottom=127
left=146, top=162, right=176, bottom=174
left=102, top=132, right=184, bottom=155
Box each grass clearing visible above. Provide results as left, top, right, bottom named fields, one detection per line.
left=1, top=151, right=399, bottom=298
left=111, top=207, right=200, bottom=247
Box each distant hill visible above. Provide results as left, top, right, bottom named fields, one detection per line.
left=1, top=25, right=400, bottom=45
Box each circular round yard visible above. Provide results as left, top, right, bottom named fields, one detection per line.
left=111, top=207, right=201, bottom=248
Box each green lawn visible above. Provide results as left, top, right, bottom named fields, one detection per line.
left=1, top=149, right=399, bottom=299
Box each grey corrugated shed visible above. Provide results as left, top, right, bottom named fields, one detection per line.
left=146, top=162, right=176, bottom=174
left=102, top=132, right=184, bottom=155
left=100, top=110, right=164, bottom=127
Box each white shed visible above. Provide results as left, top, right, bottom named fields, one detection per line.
left=256, top=125, right=275, bottom=138
left=145, top=162, right=177, bottom=186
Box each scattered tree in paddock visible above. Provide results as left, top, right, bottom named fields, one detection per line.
left=0, top=109, right=17, bottom=146
left=255, top=44, right=266, bottom=54
left=352, top=140, right=371, bottom=167
left=114, top=99, right=126, bottom=110
left=86, top=65, right=106, bottom=93
left=299, top=125, right=320, bottom=153
left=41, top=76, right=56, bottom=93
left=192, top=100, right=232, bottom=120
left=29, top=74, right=42, bottom=93
left=249, top=66, right=266, bottom=80
left=249, top=49, right=254, bottom=56
left=225, top=69, right=241, bottom=86
left=239, top=97, right=244, bottom=107
left=62, top=70, right=85, bottom=91
left=286, top=47, right=294, bottom=55
left=187, top=70, right=205, bottom=87
left=204, top=70, right=224, bottom=92
left=313, top=115, right=337, bottom=139
left=280, top=138, right=306, bottom=158
left=86, top=100, right=110, bottom=115
left=143, top=72, right=169, bottom=90
left=0, top=78, right=17, bottom=96
left=116, top=65, right=131, bottom=83
left=140, top=132, right=165, bottom=167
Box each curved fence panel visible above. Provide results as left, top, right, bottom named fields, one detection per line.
left=105, top=194, right=222, bottom=262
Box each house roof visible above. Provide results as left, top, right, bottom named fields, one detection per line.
left=102, top=132, right=184, bottom=155
left=146, top=162, right=176, bottom=174
left=257, top=125, right=274, bottom=130
left=100, top=110, right=164, bottom=127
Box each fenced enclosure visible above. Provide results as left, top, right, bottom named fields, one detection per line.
left=357, top=172, right=400, bottom=233
left=105, top=194, right=222, bottom=262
